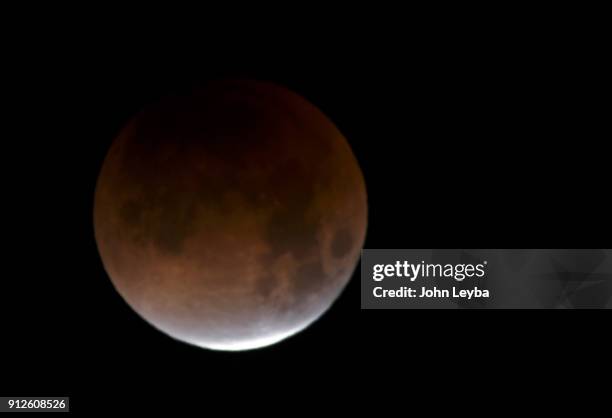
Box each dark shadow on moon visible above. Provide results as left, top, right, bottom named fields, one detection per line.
left=331, top=228, right=353, bottom=259
left=255, top=274, right=280, bottom=301
left=118, top=192, right=199, bottom=255
left=264, top=161, right=319, bottom=259
left=295, top=260, right=328, bottom=296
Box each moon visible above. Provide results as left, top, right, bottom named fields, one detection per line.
left=93, top=80, right=367, bottom=351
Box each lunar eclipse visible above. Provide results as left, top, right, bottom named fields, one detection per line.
left=93, top=79, right=367, bottom=350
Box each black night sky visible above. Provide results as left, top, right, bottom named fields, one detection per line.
left=2, top=19, right=609, bottom=413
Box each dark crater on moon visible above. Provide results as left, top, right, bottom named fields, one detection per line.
left=118, top=188, right=199, bottom=255
left=331, top=228, right=353, bottom=259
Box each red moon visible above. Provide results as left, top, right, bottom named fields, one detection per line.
left=94, top=80, right=367, bottom=350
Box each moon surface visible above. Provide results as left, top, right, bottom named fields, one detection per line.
left=94, top=80, right=367, bottom=351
